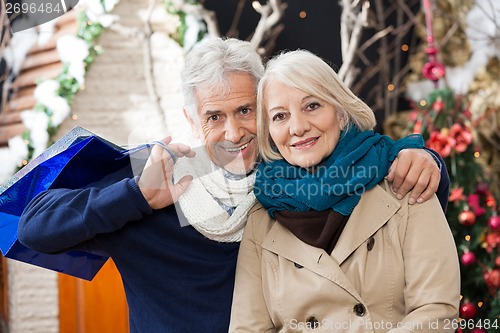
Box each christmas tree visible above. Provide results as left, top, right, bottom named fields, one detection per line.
left=408, top=88, right=500, bottom=332
left=402, top=1, right=500, bottom=329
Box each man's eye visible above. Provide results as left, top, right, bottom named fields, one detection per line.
left=208, top=114, right=220, bottom=122
left=240, top=108, right=254, bottom=116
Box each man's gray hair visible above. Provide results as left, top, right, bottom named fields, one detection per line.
left=181, top=37, right=265, bottom=111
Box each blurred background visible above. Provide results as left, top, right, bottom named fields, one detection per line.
left=1, top=1, right=499, bottom=332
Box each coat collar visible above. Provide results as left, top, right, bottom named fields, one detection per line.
left=331, top=180, right=401, bottom=264
left=261, top=181, right=401, bottom=300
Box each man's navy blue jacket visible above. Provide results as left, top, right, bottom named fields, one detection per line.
left=19, top=165, right=239, bottom=333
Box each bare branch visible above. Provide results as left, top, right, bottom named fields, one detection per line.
left=168, top=0, right=286, bottom=55
left=259, top=23, right=285, bottom=56
left=250, top=0, right=287, bottom=55
left=357, top=26, right=393, bottom=57
left=338, top=0, right=423, bottom=117
left=338, top=0, right=370, bottom=86
left=227, top=0, right=247, bottom=38
left=440, top=20, right=461, bottom=48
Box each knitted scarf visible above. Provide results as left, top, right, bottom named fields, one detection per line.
left=255, top=126, right=424, bottom=217
left=173, top=143, right=256, bottom=243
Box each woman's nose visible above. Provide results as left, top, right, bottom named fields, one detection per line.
left=289, top=112, right=310, bottom=137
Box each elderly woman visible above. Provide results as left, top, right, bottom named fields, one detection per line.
left=229, top=50, right=460, bottom=332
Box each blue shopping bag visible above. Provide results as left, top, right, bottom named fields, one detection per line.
left=0, top=127, right=134, bottom=280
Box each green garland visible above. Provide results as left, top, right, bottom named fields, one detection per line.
left=163, top=0, right=205, bottom=48
left=22, top=11, right=106, bottom=166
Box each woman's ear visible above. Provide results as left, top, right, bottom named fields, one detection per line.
left=338, top=109, right=348, bottom=130
left=270, top=138, right=278, bottom=152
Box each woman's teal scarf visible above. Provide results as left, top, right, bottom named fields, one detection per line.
left=255, top=126, right=424, bottom=217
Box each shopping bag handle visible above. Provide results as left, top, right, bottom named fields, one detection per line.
left=119, top=141, right=177, bottom=164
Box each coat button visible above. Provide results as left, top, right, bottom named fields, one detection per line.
left=305, top=316, right=320, bottom=329
left=294, top=262, right=304, bottom=269
left=367, top=237, right=375, bottom=251
left=354, top=303, right=366, bottom=316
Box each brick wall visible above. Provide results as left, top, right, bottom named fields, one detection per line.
left=7, top=260, right=58, bottom=333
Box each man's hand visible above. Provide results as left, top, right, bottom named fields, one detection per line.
left=138, top=137, right=196, bottom=209
left=387, top=148, right=441, bottom=205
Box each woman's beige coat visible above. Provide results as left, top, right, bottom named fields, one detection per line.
left=230, top=179, right=460, bottom=332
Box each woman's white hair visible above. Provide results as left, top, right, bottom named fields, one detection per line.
left=257, top=49, right=376, bottom=161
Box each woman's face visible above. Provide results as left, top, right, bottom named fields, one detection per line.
left=264, top=81, right=342, bottom=169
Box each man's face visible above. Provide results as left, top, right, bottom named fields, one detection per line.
left=187, top=72, right=259, bottom=175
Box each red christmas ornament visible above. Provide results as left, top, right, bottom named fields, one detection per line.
left=432, top=99, right=445, bottom=112
left=468, top=194, right=486, bottom=216
left=488, top=215, right=500, bottom=231
left=484, top=269, right=500, bottom=289
left=496, top=256, right=500, bottom=266
left=476, top=182, right=490, bottom=195
left=422, top=61, right=445, bottom=81
left=421, top=0, right=445, bottom=87
left=458, top=210, right=476, bottom=226
left=460, top=302, right=477, bottom=319
left=450, top=123, right=473, bottom=153
left=486, top=195, right=497, bottom=209
left=461, top=251, right=476, bottom=266
left=486, top=233, right=500, bottom=253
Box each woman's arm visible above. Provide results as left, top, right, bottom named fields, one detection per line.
left=229, top=212, right=275, bottom=332
left=392, top=196, right=460, bottom=332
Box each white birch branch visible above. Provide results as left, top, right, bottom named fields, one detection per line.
left=250, top=0, right=286, bottom=53
left=338, top=0, right=370, bottom=87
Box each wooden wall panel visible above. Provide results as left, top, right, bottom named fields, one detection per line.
left=0, top=257, right=8, bottom=333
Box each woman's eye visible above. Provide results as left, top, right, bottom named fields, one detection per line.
left=272, top=113, right=286, bottom=121
left=306, top=102, right=320, bottom=110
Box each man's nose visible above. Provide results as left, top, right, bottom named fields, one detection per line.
left=224, top=117, right=245, bottom=143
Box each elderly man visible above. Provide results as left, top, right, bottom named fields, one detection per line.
left=18, top=38, right=448, bottom=333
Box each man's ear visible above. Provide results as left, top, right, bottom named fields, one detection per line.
left=183, top=107, right=194, bottom=128
left=183, top=106, right=201, bottom=140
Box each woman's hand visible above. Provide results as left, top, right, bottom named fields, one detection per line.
left=387, top=148, right=441, bottom=205
left=138, top=137, right=196, bottom=209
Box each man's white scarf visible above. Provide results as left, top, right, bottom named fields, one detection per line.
left=173, top=143, right=256, bottom=242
